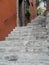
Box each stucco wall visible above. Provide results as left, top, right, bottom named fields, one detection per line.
left=0, top=0, right=16, bottom=40
left=29, top=0, right=37, bottom=19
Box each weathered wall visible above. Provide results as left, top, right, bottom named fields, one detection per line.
left=24, top=0, right=37, bottom=26
left=29, top=0, right=37, bottom=19
left=0, top=0, right=16, bottom=40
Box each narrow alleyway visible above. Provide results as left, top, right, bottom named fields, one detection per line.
left=0, top=15, right=49, bottom=65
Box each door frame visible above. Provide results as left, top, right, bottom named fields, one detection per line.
left=17, top=0, right=25, bottom=26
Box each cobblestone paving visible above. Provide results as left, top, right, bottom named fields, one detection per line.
left=0, top=16, right=49, bottom=65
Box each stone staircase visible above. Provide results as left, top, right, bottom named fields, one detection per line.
left=0, top=16, right=49, bottom=65
left=5, top=16, right=47, bottom=41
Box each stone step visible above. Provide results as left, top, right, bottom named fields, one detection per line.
left=0, top=41, right=49, bottom=65
left=4, top=16, right=49, bottom=64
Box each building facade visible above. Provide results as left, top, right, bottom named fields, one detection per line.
left=0, top=0, right=16, bottom=40
left=29, top=0, right=37, bottom=19
left=24, top=0, right=37, bottom=25
left=0, top=0, right=37, bottom=40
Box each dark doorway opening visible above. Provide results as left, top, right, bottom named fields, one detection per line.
left=19, top=0, right=23, bottom=26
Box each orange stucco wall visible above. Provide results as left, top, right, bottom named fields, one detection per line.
left=0, top=0, right=16, bottom=40
left=29, top=0, right=37, bottom=19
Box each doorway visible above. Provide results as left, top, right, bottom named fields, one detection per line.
left=19, top=0, right=23, bottom=26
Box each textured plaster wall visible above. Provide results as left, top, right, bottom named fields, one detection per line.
left=0, top=0, right=16, bottom=40
left=29, top=0, right=37, bottom=19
